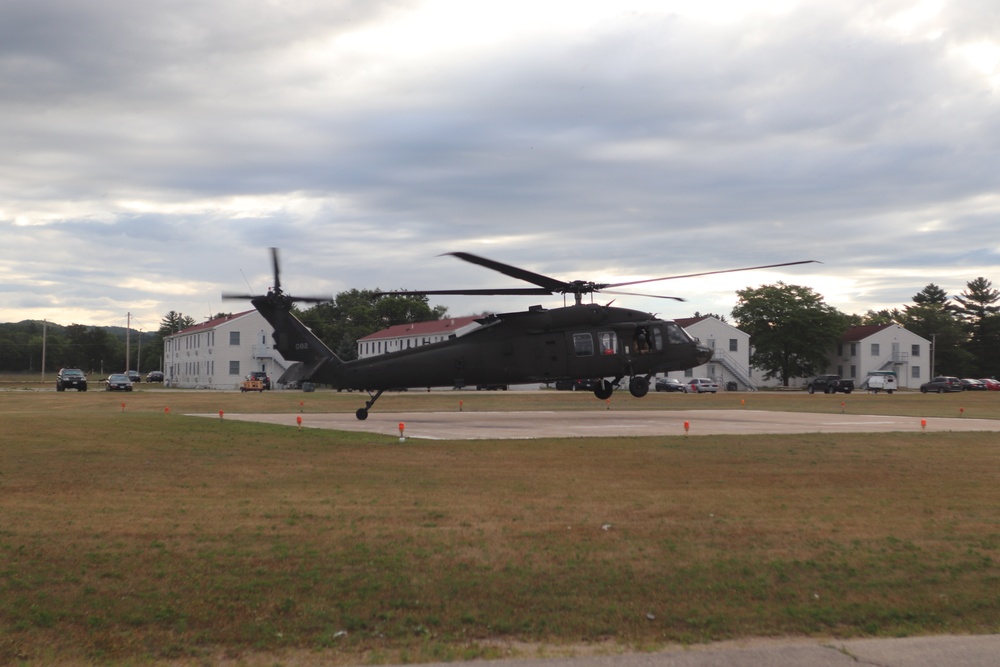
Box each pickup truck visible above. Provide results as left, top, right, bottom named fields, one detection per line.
left=806, top=375, right=855, bottom=394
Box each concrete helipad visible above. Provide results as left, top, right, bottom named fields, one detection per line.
left=204, top=409, right=1000, bottom=439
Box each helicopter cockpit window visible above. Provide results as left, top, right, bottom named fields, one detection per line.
left=662, top=323, right=693, bottom=345
left=599, top=332, right=617, bottom=355
left=573, top=333, right=594, bottom=357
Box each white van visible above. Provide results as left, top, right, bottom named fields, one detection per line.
left=864, top=371, right=897, bottom=394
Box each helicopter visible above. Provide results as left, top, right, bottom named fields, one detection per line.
left=225, top=249, right=816, bottom=420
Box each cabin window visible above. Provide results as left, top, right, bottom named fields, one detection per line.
left=573, top=333, right=594, bottom=357
left=634, top=327, right=653, bottom=353
left=598, top=332, right=617, bottom=355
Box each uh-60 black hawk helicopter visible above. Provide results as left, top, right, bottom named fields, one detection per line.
left=226, top=250, right=816, bottom=420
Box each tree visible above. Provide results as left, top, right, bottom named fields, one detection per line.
left=953, top=277, right=1000, bottom=375
left=731, top=282, right=848, bottom=385
left=900, top=284, right=970, bottom=377
left=298, top=290, right=447, bottom=361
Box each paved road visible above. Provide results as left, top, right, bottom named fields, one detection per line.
left=411, top=634, right=1000, bottom=667
left=209, top=408, right=1000, bottom=440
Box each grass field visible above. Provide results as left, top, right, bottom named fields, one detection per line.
left=1, top=385, right=998, bottom=665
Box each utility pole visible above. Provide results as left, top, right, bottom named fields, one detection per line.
left=126, top=312, right=131, bottom=373
left=41, top=319, right=47, bottom=381
left=930, top=333, right=937, bottom=379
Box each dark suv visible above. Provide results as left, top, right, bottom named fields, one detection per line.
left=919, top=376, right=963, bottom=393
left=247, top=371, right=271, bottom=390
left=56, top=368, right=88, bottom=392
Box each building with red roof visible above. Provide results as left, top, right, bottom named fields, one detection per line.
left=163, top=310, right=293, bottom=389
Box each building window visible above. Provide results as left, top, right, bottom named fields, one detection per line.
left=850, top=365, right=856, bottom=378
left=911, top=344, right=920, bottom=357
left=229, top=331, right=240, bottom=346
left=871, top=343, right=879, bottom=357
left=229, top=360, right=240, bottom=375
left=850, top=343, right=857, bottom=356
left=912, top=366, right=921, bottom=379
left=729, top=338, right=738, bottom=352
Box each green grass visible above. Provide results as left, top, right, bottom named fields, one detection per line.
left=0, top=388, right=998, bottom=664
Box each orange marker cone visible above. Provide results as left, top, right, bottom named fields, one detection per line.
left=297, top=415, right=303, bottom=430
left=219, top=410, right=224, bottom=420
left=921, top=419, right=927, bottom=432
left=684, top=420, right=690, bottom=436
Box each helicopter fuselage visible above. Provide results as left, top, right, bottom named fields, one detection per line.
left=257, top=295, right=712, bottom=400
left=339, top=304, right=709, bottom=390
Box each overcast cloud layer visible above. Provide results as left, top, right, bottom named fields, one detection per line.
left=3, top=0, right=999, bottom=330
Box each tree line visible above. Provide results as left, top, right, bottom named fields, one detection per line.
left=0, top=311, right=195, bottom=375
left=3, top=278, right=997, bottom=382
left=733, top=278, right=1000, bottom=384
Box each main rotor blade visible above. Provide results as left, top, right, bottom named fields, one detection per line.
left=603, top=260, right=821, bottom=289
left=379, top=287, right=553, bottom=297
left=445, top=252, right=570, bottom=292
left=601, top=289, right=686, bottom=302
left=222, top=292, right=258, bottom=300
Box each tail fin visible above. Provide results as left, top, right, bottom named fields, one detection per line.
left=251, top=294, right=340, bottom=365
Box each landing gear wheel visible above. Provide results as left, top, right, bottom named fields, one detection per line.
left=594, top=379, right=614, bottom=400
left=629, top=376, right=649, bottom=398
left=356, top=408, right=369, bottom=420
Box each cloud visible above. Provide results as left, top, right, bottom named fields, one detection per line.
left=1, top=0, right=999, bottom=330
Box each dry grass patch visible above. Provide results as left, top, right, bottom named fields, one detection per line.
left=0, top=390, right=998, bottom=665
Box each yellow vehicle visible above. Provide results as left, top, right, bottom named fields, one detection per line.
left=240, top=378, right=264, bottom=393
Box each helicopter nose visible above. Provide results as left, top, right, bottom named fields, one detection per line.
left=695, top=344, right=713, bottom=366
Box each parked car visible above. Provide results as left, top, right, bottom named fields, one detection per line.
left=56, top=368, right=88, bottom=392
left=919, top=376, right=963, bottom=393
left=960, top=378, right=987, bottom=391
left=105, top=373, right=133, bottom=391
left=979, top=378, right=1000, bottom=391
left=126, top=370, right=141, bottom=384
left=246, top=371, right=271, bottom=390
left=687, top=378, right=719, bottom=393
left=146, top=370, right=164, bottom=383
left=806, top=375, right=855, bottom=394
left=655, top=377, right=687, bottom=392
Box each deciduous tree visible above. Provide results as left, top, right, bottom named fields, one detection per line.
left=731, top=282, right=848, bottom=385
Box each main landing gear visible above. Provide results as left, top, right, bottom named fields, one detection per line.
left=355, top=389, right=384, bottom=420
left=592, top=375, right=652, bottom=400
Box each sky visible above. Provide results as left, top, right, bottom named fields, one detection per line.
left=3, top=0, right=999, bottom=332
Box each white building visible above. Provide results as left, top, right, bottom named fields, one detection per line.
left=356, top=316, right=481, bottom=358
left=752, top=323, right=931, bottom=390
left=163, top=310, right=292, bottom=389
left=669, top=316, right=755, bottom=390
left=828, top=324, right=930, bottom=390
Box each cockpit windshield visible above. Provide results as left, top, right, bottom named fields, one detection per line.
left=662, top=322, right=694, bottom=345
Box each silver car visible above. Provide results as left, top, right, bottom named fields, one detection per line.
left=687, top=378, right=719, bottom=393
